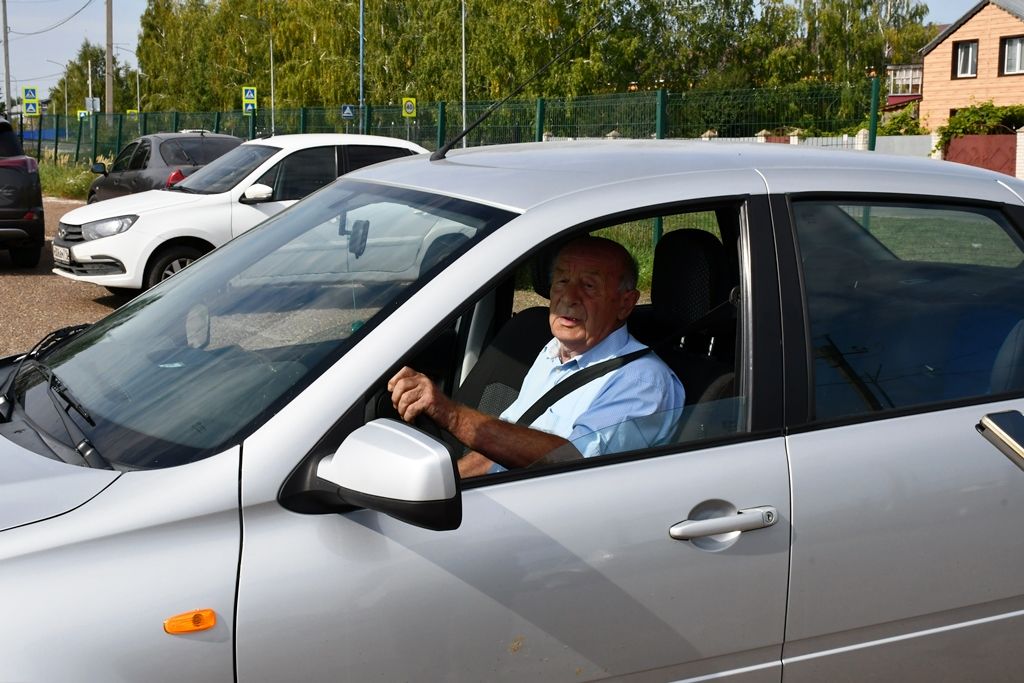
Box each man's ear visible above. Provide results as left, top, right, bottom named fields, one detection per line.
left=618, top=289, right=640, bottom=321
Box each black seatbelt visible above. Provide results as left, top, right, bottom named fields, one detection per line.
left=515, top=348, right=652, bottom=426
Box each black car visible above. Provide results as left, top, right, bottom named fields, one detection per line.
left=0, top=118, right=43, bottom=268
left=88, top=131, right=242, bottom=203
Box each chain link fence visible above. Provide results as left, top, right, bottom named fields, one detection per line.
left=16, top=82, right=877, bottom=163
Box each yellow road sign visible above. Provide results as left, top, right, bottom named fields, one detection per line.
left=402, top=97, right=416, bottom=118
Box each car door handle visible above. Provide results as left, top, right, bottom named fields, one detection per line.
left=669, top=505, right=778, bottom=540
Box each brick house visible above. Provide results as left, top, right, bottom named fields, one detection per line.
left=920, top=0, right=1024, bottom=130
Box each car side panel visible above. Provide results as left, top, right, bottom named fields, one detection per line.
left=0, top=450, right=240, bottom=682
left=783, top=403, right=1024, bottom=680
left=236, top=441, right=791, bottom=682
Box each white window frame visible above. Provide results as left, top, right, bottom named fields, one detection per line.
left=1004, top=36, right=1024, bottom=75
left=956, top=41, right=978, bottom=78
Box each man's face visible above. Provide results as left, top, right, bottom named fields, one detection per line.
left=548, top=243, right=639, bottom=360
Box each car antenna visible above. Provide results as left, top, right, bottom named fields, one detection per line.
left=430, top=18, right=608, bottom=162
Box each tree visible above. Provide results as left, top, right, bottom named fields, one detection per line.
left=47, top=41, right=134, bottom=116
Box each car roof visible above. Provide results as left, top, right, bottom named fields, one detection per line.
left=141, top=132, right=241, bottom=143
left=348, top=140, right=1024, bottom=213
left=242, top=133, right=428, bottom=154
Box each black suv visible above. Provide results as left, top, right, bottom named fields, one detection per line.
left=0, top=118, right=44, bottom=268
left=88, top=131, right=242, bottom=203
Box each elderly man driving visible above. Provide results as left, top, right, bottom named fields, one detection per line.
left=388, top=236, right=685, bottom=477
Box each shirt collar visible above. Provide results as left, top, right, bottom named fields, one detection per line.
left=543, top=325, right=632, bottom=370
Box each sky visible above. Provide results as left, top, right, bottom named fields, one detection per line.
left=3, top=0, right=978, bottom=106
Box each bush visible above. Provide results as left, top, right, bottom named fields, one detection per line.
left=37, top=154, right=103, bottom=200
left=936, top=101, right=1024, bottom=151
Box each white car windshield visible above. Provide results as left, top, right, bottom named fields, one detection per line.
left=171, top=143, right=278, bottom=194
left=13, top=180, right=516, bottom=469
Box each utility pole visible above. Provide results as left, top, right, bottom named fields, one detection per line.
left=2, top=0, right=10, bottom=114
left=105, top=0, right=113, bottom=114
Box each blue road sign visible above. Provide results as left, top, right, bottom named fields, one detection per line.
left=244, top=102, right=256, bottom=113
left=244, top=88, right=256, bottom=100
left=23, top=88, right=36, bottom=100
left=341, top=104, right=355, bottom=120
left=24, top=102, right=38, bottom=114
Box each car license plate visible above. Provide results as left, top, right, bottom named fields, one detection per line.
left=53, top=245, right=70, bottom=263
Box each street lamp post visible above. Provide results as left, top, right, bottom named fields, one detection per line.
left=240, top=14, right=275, bottom=134
left=45, top=59, right=68, bottom=138
left=358, top=0, right=365, bottom=134
left=461, top=0, right=467, bottom=147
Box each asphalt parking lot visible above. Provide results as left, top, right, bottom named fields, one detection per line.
left=0, top=197, right=122, bottom=358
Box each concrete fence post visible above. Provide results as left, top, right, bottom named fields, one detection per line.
left=855, top=129, right=869, bottom=151
left=930, top=132, right=943, bottom=160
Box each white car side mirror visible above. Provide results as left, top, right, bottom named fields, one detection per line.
left=240, top=183, right=273, bottom=204
left=315, top=419, right=461, bottom=530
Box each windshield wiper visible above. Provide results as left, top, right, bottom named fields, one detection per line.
left=32, top=362, right=111, bottom=470
left=0, top=323, right=91, bottom=422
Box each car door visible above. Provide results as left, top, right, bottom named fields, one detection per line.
left=778, top=192, right=1024, bottom=680
left=233, top=194, right=794, bottom=681
left=231, top=146, right=338, bottom=238
left=96, top=140, right=138, bottom=201
left=120, top=138, right=152, bottom=197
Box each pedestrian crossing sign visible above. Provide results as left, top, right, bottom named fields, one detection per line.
left=242, top=86, right=257, bottom=112
left=24, top=102, right=38, bottom=115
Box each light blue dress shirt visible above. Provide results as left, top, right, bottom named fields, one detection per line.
left=491, top=325, right=685, bottom=472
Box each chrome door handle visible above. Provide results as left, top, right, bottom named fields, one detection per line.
left=669, top=505, right=778, bottom=540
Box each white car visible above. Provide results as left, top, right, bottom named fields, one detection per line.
left=52, top=133, right=427, bottom=292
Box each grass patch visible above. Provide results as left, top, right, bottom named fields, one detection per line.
left=38, top=154, right=107, bottom=201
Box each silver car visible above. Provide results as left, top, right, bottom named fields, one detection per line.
left=3, top=141, right=1024, bottom=682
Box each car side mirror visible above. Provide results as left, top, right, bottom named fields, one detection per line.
left=90, top=162, right=107, bottom=176
left=240, top=183, right=273, bottom=204
left=283, top=419, right=462, bottom=531
left=349, top=219, right=369, bottom=258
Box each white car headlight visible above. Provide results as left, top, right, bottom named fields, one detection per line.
left=82, top=215, right=138, bottom=241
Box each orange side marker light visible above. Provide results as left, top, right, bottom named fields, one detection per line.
left=164, top=609, right=217, bottom=635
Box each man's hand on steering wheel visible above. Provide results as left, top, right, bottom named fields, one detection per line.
left=388, top=366, right=456, bottom=431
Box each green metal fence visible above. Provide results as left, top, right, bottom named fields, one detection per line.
left=15, top=82, right=878, bottom=164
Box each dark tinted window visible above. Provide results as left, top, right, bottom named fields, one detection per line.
left=174, top=144, right=278, bottom=194
left=345, top=145, right=413, bottom=173
left=128, top=140, right=150, bottom=171
left=160, top=137, right=241, bottom=166
left=110, top=142, right=139, bottom=173
left=794, top=200, right=1024, bottom=421
left=257, top=146, right=337, bottom=201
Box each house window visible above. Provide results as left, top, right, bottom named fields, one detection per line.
left=954, top=40, right=978, bottom=78
left=1003, top=36, right=1024, bottom=75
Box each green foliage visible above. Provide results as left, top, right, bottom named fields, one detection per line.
left=38, top=155, right=104, bottom=200
left=936, top=101, right=1024, bottom=151
left=47, top=41, right=136, bottom=117
left=126, top=0, right=939, bottom=112
left=877, top=104, right=927, bottom=136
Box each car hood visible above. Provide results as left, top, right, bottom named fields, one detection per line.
left=0, top=434, right=119, bottom=532
left=61, top=189, right=208, bottom=225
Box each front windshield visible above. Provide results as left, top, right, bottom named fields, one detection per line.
left=16, top=179, right=516, bottom=469
left=173, top=143, right=277, bottom=194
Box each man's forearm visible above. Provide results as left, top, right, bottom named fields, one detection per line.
left=447, top=404, right=569, bottom=470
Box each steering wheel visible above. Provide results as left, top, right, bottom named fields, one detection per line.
left=372, top=389, right=444, bottom=440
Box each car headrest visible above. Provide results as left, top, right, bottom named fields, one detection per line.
left=651, top=229, right=728, bottom=330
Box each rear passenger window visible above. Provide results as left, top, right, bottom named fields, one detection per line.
left=794, top=200, right=1024, bottom=421
left=344, top=145, right=413, bottom=173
